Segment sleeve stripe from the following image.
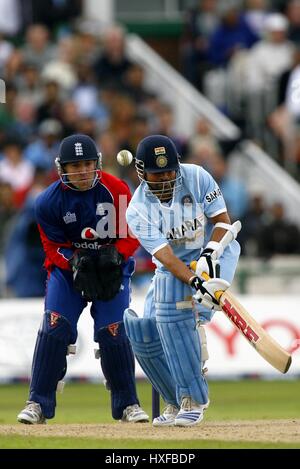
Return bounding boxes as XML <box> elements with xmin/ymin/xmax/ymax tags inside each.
<box><xmin>151</xmin><ymin>242</ymin><xmax>169</xmax><ymax>256</ymax></box>
<box><xmin>57</xmin><ymin>247</ymin><xmax>71</xmax><ymax>261</ymax></box>
<box><xmin>209</xmin><ymin>208</ymin><xmax>227</xmax><ymax>218</ymax></box>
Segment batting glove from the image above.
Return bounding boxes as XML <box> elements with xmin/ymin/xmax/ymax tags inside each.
<box><xmin>196</xmin><ymin>241</ymin><xmax>223</xmax><ymax>279</ymax></box>
<box><xmin>190</xmin><ymin>275</ymin><xmax>230</xmax><ymax>311</ymax></box>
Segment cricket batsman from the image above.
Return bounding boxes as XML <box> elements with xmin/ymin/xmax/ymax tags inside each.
<box><xmin>124</xmin><ymin>134</ymin><xmax>240</xmax><ymax>426</ymax></box>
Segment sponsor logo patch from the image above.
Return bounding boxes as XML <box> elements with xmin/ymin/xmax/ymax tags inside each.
<box><xmin>49</xmin><ymin>312</ymin><xmax>60</xmax><ymax>327</ymax></box>
<box><xmin>222</xmin><ymin>299</ymin><xmax>260</xmax><ymax>343</ymax></box>
<box><xmin>73</xmin><ymin>241</ymin><xmax>101</xmax><ymax>249</ymax></box>
<box><xmin>205</xmin><ymin>188</ymin><xmax>222</xmax><ymax>203</ymax></box>
<box><xmin>108</xmin><ymin>323</ymin><xmax>119</xmax><ymax>336</ymax></box>
<box><xmin>63</xmin><ymin>211</ymin><xmax>77</xmax><ymax>224</ymax></box>
<box><xmin>81</xmin><ymin>227</ymin><xmax>98</xmax><ymax>240</ymax></box>
<box><xmin>166</xmin><ymin>216</ymin><xmax>203</xmax><ymax>240</ymax></box>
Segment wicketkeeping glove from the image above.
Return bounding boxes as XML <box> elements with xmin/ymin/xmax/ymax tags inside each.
<box><xmin>189</xmin><ymin>275</ymin><xmax>230</xmax><ymax>311</ymax></box>
<box><xmin>69</xmin><ymin>250</ymin><xmax>103</xmax><ymax>301</ymax></box>
<box><xmin>96</xmin><ymin>245</ymin><xmax>124</xmax><ymax>301</ymax></box>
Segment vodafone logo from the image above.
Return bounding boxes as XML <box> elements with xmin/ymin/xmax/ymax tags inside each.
<box><xmin>81</xmin><ymin>227</ymin><xmax>99</xmax><ymax>240</ymax></box>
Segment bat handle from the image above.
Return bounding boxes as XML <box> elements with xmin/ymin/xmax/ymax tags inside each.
<box><xmin>190</xmin><ymin>261</ymin><xmax>224</xmax><ymax>301</ymax></box>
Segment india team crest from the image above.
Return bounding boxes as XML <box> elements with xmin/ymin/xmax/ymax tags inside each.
<box><xmin>156</xmin><ymin>155</ymin><xmax>168</xmax><ymax>168</ymax></box>
<box><xmin>154</xmin><ymin>146</ymin><xmax>168</xmax><ymax>168</ymax></box>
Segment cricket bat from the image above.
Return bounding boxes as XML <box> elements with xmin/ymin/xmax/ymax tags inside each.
<box><xmin>190</xmin><ymin>221</ymin><xmax>292</xmax><ymax>374</ymax></box>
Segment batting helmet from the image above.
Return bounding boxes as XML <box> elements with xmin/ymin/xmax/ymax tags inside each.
<box><xmin>55</xmin><ymin>134</ymin><xmax>102</xmax><ymax>190</ymax></box>
<box><xmin>135</xmin><ymin>134</ymin><xmax>180</xmax><ymax>174</ymax></box>
<box><xmin>135</xmin><ymin>135</ymin><xmax>182</xmax><ymax>201</ymax></box>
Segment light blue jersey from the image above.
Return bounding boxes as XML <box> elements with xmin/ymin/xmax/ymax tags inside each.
<box><xmin>126</xmin><ymin>164</ymin><xmax>227</xmax><ymax>271</ymax></box>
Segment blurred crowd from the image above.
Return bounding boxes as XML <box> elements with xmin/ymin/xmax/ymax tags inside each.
<box><xmin>0</xmin><ymin>0</ymin><xmax>299</xmax><ymax>298</ymax></box>
<box><xmin>180</xmin><ymin>0</ymin><xmax>300</xmax><ymax>178</ymax></box>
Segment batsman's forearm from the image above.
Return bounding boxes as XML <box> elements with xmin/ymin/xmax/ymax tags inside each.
<box><xmin>209</xmin><ymin>212</ymin><xmax>231</xmax><ymax>243</ymax></box>
<box><xmin>154</xmin><ymin>245</ymin><xmax>194</xmax><ymax>284</ymax></box>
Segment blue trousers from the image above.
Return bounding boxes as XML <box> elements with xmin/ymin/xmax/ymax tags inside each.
<box><xmin>29</xmin><ymin>258</ymin><xmax>139</xmax><ymax>419</ymax></box>
<box><xmin>45</xmin><ymin>258</ymin><xmax>134</xmax><ymax>342</ymax></box>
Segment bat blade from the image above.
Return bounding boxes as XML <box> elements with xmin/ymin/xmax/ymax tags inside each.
<box><xmin>220</xmin><ymin>290</ymin><xmax>292</xmax><ymax>374</ymax></box>
<box><xmin>190</xmin><ymin>261</ymin><xmax>292</xmax><ymax>374</ymax></box>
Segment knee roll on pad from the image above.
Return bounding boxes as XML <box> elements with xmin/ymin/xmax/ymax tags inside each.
<box><xmin>197</xmin><ymin>324</ymin><xmax>209</xmax><ymax>362</ymax></box>
<box><xmin>29</xmin><ymin>311</ymin><xmax>72</xmax><ymax>418</ymax></box>
<box><xmin>124</xmin><ymin>308</ymin><xmax>177</xmax><ymax>406</ymax></box>
<box><xmin>154</xmin><ymin>271</ymin><xmax>192</xmax><ymax>307</ymax></box>
<box><xmin>154</xmin><ymin>273</ymin><xmax>209</xmax><ymax>405</ymax></box>
<box><xmin>96</xmin><ymin>321</ymin><xmax>139</xmax><ymax>420</ymax></box>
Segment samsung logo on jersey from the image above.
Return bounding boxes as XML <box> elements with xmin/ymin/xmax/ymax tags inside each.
<box><xmin>205</xmin><ymin>188</ymin><xmax>222</xmax><ymax>203</ymax></box>
<box><xmin>166</xmin><ymin>217</ymin><xmax>203</xmax><ymax>240</ymax></box>
<box><xmin>73</xmin><ymin>241</ymin><xmax>101</xmax><ymax>250</ymax></box>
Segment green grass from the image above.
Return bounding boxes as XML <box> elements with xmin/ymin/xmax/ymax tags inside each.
<box><xmin>207</xmin><ymin>380</ymin><xmax>300</xmax><ymax>421</ymax></box>
<box><xmin>0</xmin><ymin>380</ymin><xmax>300</xmax><ymax>448</ymax></box>
<box><xmin>0</xmin><ymin>435</ymin><xmax>299</xmax><ymax>449</ymax></box>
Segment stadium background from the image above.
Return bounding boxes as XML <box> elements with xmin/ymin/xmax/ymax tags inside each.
<box><xmin>0</xmin><ymin>0</ymin><xmax>300</xmax><ymax>449</ymax></box>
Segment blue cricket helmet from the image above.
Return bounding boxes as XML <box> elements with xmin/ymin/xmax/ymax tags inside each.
<box><xmin>55</xmin><ymin>134</ymin><xmax>102</xmax><ymax>191</ymax></box>
<box><xmin>135</xmin><ymin>134</ymin><xmax>180</xmax><ymax>173</ymax></box>
<box><xmin>56</xmin><ymin>134</ymin><xmax>100</xmax><ymax>165</ymax></box>
<box><xmin>135</xmin><ymin>135</ymin><xmax>182</xmax><ymax>201</ymax></box>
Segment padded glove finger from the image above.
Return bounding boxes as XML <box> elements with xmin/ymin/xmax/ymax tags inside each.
<box><xmin>196</xmin><ymin>250</ymin><xmax>220</xmax><ymax>279</ymax></box>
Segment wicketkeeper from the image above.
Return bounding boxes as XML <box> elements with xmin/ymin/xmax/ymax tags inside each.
<box><xmin>17</xmin><ymin>134</ymin><xmax>149</xmax><ymax>424</ymax></box>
